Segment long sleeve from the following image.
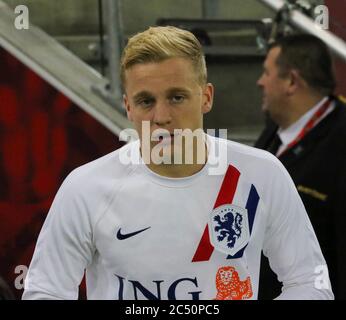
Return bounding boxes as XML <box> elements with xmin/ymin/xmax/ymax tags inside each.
<box><xmin>262</xmin><ymin>159</ymin><xmax>334</xmax><ymax>300</ymax></box>
<box><xmin>22</xmin><ymin>173</ymin><xmax>95</xmax><ymax>300</ymax></box>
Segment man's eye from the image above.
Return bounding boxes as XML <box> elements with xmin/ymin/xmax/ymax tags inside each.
<box><xmin>170</xmin><ymin>95</ymin><xmax>185</xmax><ymax>104</ymax></box>
<box><xmin>137</xmin><ymin>99</ymin><xmax>154</xmax><ymax>108</ymax></box>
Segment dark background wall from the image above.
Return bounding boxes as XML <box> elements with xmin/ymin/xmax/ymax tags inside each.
<box><xmin>0</xmin><ymin>49</ymin><xmax>123</xmax><ymax>299</ymax></box>
<box><xmin>325</xmin><ymin>0</ymin><xmax>346</xmax><ymax>95</ymax></box>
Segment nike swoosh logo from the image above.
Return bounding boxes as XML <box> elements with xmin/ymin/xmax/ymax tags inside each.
<box><xmin>116</xmin><ymin>227</ymin><xmax>151</xmax><ymax>240</ymax></box>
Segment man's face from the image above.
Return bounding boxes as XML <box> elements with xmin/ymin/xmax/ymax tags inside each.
<box><xmin>123</xmin><ymin>57</ymin><xmax>213</xmax><ymax>162</ymax></box>
<box><xmin>257</xmin><ymin>47</ymin><xmax>290</xmax><ymax>121</ymax></box>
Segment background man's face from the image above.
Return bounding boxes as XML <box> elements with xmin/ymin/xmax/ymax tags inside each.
<box><xmin>123</xmin><ymin>57</ymin><xmax>213</xmax><ymax>161</ymax></box>
<box><xmin>257</xmin><ymin>47</ymin><xmax>289</xmax><ymax>122</ymax></box>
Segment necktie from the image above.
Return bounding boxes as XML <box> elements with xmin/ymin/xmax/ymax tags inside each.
<box><xmin>267</xmin><ymin>133</ymin><xmax>281</xmax><ymax>155</ymax></box>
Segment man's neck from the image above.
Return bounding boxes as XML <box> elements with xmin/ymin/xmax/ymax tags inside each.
<box><xmin>280</xmin><ymin>93</ymin><xmax>325</xmax><ymax>129</ymax></box>
<box><xmin>147</xmin><ymin>162</ymin><xmax>207</xmax><ymax>178</ymax></box>
<box><xmin>144</xmin><ymin>143</ymin><xmax>208</xmax><ymax>178</ymax></box>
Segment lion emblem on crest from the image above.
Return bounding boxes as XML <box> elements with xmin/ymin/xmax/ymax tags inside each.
<box><xmin>214</xmin><ymin>210</ymin><xmax>243</xmax><ymax>249</ymax></box>
<box><xmin>209</xmin><ymin>204</ymin><xmax>250</xmax><ymax>255</ymax></box>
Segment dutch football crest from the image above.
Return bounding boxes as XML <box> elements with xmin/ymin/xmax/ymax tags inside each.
<box><xmin>191</xmin><ymin>165</ymin><xmax>259</xmax><ymax>262</ymax></box>
<box><xmin>208</xmin><ymin>204</ymin><xmax>250</xmax><ymax>256</ymax></box>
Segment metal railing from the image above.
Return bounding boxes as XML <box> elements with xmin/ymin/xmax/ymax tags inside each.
<box><xmin>0</xmin><ymin>0</ymin><xmax>133</xmax><ymax>139</ymax></box>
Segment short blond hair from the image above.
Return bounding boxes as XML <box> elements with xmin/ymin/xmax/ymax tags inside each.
<box><xmin>120</xmin><ymin>26</ymin><xmax>207</xmax><ymax>87</ymax></box>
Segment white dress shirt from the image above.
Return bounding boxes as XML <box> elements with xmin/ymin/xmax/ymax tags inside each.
<box><xmin>276</xmin><ymin>97</ymin><xmax>335</xmax><ymax>156</ymax></box>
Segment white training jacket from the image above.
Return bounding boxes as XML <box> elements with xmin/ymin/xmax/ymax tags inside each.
<box><xmin>22</xmin><ymin>135</ymin><xmax>333</xmax><ymax>300</ymax></box>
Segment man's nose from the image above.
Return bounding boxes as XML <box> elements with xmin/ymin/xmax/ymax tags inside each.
<box><xmin>257</xmin><ymin>74</ymin><xmax>264</xmax><ymax>87</ymax></box>
<box><xmin>152</xmin><ymin>101</ymin><xmax>172</xmax><ymax>126</ymax></box>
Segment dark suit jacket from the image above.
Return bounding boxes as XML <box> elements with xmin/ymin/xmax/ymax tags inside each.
<box><xmin>255</xmin><ymin>96</ymin><xmax>346</xmax><ymax>299</ymax></box>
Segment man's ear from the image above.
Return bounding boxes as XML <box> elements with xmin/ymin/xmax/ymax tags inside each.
<box><xmin>202</xmin><ymin>83</ymin><xmax>214</xmax><ymax>114</ymax></box>
<box><xmin>287</xmin><ymin>69</ymin><xmax>303</xmax><ymax>95</ymax></box>
<box><xmin>123</xmin><ymin>94</ymin><xmax>133</xmax><ymax>121</ymax></box>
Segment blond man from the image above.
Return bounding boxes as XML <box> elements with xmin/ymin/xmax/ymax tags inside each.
<box><xmin>23</xmin><ymin>27</ymin><xmax>333</xmax><ymax>300</ymax></box>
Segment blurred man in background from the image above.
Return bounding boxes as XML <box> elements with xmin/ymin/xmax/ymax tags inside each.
<box><xmin>256</xmin><ymin>33</ymin><xmax>346</xmax><ymax>299</ymax></box>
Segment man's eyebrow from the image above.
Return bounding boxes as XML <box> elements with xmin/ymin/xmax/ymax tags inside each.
<box><xmin>166</xmin><ymin>87</ymin><xmax>192</xmax><ymax>95</ymax></box>
<box><xmin>133</xmin><ymin>91</ymin><xmax>153</xmax><ymax>101</ymax></box>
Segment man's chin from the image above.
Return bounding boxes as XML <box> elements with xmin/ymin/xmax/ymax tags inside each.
<box><xmin>261</xmin><ymin>102</ymin><xmax>268</xmax><ymax>112</ymax></box>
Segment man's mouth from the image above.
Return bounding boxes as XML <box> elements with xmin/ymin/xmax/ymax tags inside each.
<box><xmin>158</xmin><ymin>133</ymin><xmax>174</xmax><ymax>142</ymax></box>
<box><xmin>156</xmin><ymin>134</ymin><xmax>177</xmax><ymax>145</ymax></box>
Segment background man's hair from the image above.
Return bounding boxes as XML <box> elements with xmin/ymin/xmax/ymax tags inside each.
<box><xmin>120</xmin><ymin>26</ymin><xmax>207</xmax><ymax>87</ymax></box>
<box><xmin>270</xmin><ymin>33</ymin><xmax>336</xmax><ymax>95</ymax></box>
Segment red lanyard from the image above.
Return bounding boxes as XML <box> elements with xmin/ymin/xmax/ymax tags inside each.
<box><xmin>277</xmin><ymin>98</ymin><xmax>332</xmax><ymax>157</ymax></box>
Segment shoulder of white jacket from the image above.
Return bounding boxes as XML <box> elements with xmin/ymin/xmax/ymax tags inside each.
<box><xmin>62</xmin><ymin>141</ymin><xmax>138</xmax><ymax>188</ymax></box>
<box><xmin>208</xmin><ymin>134</ymin><xmax>282</xmax><ymax>166</ymax></box>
